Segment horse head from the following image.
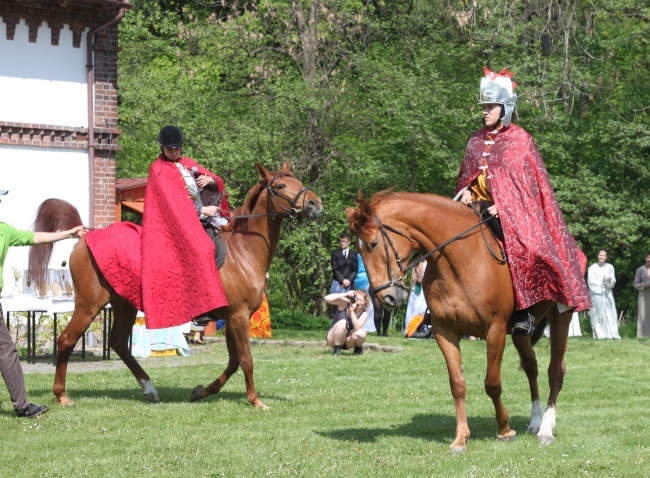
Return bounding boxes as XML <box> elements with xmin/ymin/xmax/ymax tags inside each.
<box><xmin>347</xmin><ymin>191</ymin><xmax>415</xmax><ymax>309</ymax></box>
<box><xmin>255</xmin><ymin>162</ymin><xmax>323</xmax><ymax>219</ymax></box>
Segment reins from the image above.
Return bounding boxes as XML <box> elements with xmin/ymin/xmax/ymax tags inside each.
<box><xmin>369</xmin><ymin>205</ymin><xmax>506</xmax><ymax>296</ymax></box>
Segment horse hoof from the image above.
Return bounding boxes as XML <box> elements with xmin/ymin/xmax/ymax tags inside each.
<box><xmin>190</xmin><ymin>385</ymin><xmax>206</xmax><ymax>402</ymax></box>
<box><xmin>448</xmin><ymin>445</ymin><xmax>467</xmax><ymax>453</ymax></box>
<box><xmin>55</xmin><ymin>396</ymin><xmax>74</xmax><ymax>406</ymax></box>
<box><xmin>144</xmin><ymin>392</ymin><xmax>160</xmax><ymax>403</ymax></box>
<box><xmin>527</xmin><ymin>426</ymin><xmax>540</xmax><ymax>434</ymax></box>
<box><xmin>496</xmin><ymin>432</ymin><xmax>516</xmax><ymax>442</ymax></box>
<box><xmin>537</xmin><ymin>434</ymin><xmax>555</xmax><ymax>445</ymax></box>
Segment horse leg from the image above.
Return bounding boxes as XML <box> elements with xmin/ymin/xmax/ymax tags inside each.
<box><xmin>433</xmin><ymin>328</ymin><xmax>469</xmax><ymax>452</ymax></box>
<box><xmin>53</xmin><ymin>303</ymin><xmax>104</xmax><ymax>406</ymax></box>
<box><xmin>484</xmin><ymin>324</ymin><xmax>516</xmax><ymax>442</ymax></box>
<box><xmin>191</xmin><ymin>311</ymin><xmax>268</xmax><ymax>409</ymax></box>
<box><xmin>108</xmin><ymin>298</ymin><xmax>158</xmax><ymax>403</ymax></box>
<box><xmin>538</xmin><ymin>309</ymin><xmax>571</xmax><ymax>445</ymax></box>
<box><xmin>511</xmin><ymin>335</ymin><xmax>543</xmax><ymax>434</ymax></box>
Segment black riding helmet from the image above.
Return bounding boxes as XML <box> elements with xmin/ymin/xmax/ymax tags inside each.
<box><xmin>158</xmin><ymin>125</ymin><xmax>184</xmax><ymax>149</ymax></box>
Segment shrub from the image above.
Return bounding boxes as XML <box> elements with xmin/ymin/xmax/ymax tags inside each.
<box><xmin>271</xmin><ymin>308</ymin><xmax>330</xmax><ymax>331</ymax></box>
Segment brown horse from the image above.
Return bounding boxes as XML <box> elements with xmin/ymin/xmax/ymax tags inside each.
<box><xmin>347</xmin><ymin>191</ymin><xmax>573</xmax><ymax>452</ymax></box>
<box><xmin>29</xmin><ymin>162</ymin><xmax>322</xmax><ymax>409</ymax></box>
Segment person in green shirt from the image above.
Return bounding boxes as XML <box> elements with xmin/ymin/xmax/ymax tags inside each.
<box><xmin>0</xmin><ymin>189</ymin><xmax>87</xmax><ymax>418</ymax></box>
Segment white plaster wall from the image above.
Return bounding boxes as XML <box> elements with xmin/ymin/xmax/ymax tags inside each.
<box><xmin>0</xmin><ymin>18</ymin><xmax>88</xmax><ymax>127</ymax></box>
<box><xmin>0</xmin><ymin>146</ymin><xmax>89</xmax><ymax>294</ymax></box>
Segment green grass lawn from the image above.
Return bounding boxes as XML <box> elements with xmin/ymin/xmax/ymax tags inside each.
<box><xmin>1</xmin><ymin>332</ymin><xmax>648</xmax><ymax>477</ymax></box>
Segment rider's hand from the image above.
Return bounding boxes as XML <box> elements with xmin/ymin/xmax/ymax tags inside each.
<box><xmin>459</xmin><ymin>190</ymin><xmax>473</xmax><ymax>205</ymax></box>
<box><xmin>202</xmin><ymin>205</ymin><xmax>219</xmax><ymax>217</ymax></box>
<box><xmin>196</xmin><ymin>175</ymin><xmax>215</xmax><ymax>189</ymax></box>
<box><xmin>487</xmin><ymin>204</ymin><xmax>498</xmax><ymax>217</ymax></box>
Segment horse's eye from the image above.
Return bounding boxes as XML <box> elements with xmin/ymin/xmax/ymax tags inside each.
<box><xmin>275</xmin><ymin>184</ymin><xmax>286</xmax><ymax>190</ymax></box>
<box><xmin>370</xmin><ymin>240</ymin><xmax>378</xmax><ymax>250</ymax></box>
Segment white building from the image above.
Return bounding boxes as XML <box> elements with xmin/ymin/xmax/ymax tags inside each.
<box><xmin>0</xmin><ymin>0</ymin><xmax>129</xmax><ymax>292</ymax></box>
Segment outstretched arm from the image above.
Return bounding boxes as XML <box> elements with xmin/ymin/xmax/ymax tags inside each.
<box><xmin>33</xmin><ymin>225</ymin><xmax>87</xmax><ymax>245</ymax></box>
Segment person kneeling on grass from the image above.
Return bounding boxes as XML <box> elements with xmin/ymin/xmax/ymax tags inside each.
<box><xmin>324</xmin><ymin>290</ymin><xmax>369</xmax><ymax>356</ymax></box>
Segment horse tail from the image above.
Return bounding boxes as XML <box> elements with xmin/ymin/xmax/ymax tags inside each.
<box><xmin>28</xmin><ymin>199</ymin><xmax>83</xmax><ymax>292</ymax></box>
<box><xmin>530</xmin><ymin>316</ymin><xmax>548</xmax><ymax>346</ymax></box>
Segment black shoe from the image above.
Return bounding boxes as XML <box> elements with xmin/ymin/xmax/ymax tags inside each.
<box><xmin>353</xmin><ymin>346</ymin><xmax>363</xmax><ymax>355</ymax></box>
<box><xmin>16</xmin><ymin>403</ymin><xmax>48</xmax><ymax>418</ymax></box>
<box><xmin>333</xmin><ymin>346</ymin><xmax>342</xmax><ymax>356</ymax></box>
<box><xmin>512</xmin><ymin>313</ymin><xmax>535</xmax><ymax>336</ymax></box>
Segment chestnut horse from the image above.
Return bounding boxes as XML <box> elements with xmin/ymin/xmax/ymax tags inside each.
<box><xmin>29</xmin><ymin>163</ymin><xmax>322</xmax><ymax>409</ymax></box>
<box><xmin>347</xmin><ymin>191</ymin><xmax>573</xmax><ymax>452</ymax></box>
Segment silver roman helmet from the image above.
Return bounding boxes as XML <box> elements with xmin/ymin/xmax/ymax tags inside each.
<box><xmin>479</xmin><ymin>67</ymin><xmax>518</xmax><ymax>126</ymax></box>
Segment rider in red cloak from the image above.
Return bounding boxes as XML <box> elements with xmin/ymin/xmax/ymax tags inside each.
<box><xmin>455</xmin><ymin>67</ymin><xmax>591</xmax><ymax>335</ymax></box>
<box><xmin>141</xmin><ymin>126</ymin><xmax>230</xmax><ymax>328</ymax></box>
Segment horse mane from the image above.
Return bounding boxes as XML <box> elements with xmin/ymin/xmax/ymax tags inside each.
<box><xmin>229</xmin><ymin>171</ymin><xmax>296</xmax><ymax>232</ymax></box>
<box><xmin>350</xmin><ymin>189</ymin><xmax>467</xmax><ymax>239</ymax></box>
<box><xmin>350</xmin><ymin>189</ymin><xmax>417</xmax><ymax>238</ymax></box>
<box><xmin>29</xmin><ymin>198</ymin><xmax>83</xmax><ymax>291</ymax></box>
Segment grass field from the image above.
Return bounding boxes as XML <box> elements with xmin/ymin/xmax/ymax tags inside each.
<box><xmin>1</xmin><ymin>332</ymin><xmax>648</xmax><ymax>477</ymax></box>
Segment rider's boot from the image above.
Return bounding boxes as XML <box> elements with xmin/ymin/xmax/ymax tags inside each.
<box><xmin>510</xmin><ymin>307</ymin><xmax>535</xmax><ymax>336</ymax></box>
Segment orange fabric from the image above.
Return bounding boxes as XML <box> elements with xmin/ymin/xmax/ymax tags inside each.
<box><xmin>405</xmin><ymin>314</ymin><xmax>424</xmax><ymax>338</ymax></box>
<box><xmin>249</xmin><ymin>293</ymin><xmax>272</xmax><ymax>338</ymax></box>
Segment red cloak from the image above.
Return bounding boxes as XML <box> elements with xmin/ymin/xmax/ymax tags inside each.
<box><xmin>141</xmin><ymin>155</ymin><xmax>230</xmax><ymax>328</ymax></box>
<box><xmin>85</xmin><ymin>222</ymin><xmax>144</xmax><ymax>310</ymax></box>
<box><xmin>456</xmin><ymin>124</ymin><xmax>591</xmax><ymax>312</ymax></box>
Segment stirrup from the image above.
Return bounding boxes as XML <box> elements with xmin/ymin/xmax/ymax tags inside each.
<box><xmin>512</xmin><ymin>314</ymin><xmax>535</xmax><ymax>336</ymax></box>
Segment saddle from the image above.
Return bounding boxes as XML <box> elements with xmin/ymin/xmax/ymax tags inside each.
<box><xmin>200</xmin><ymin>187</ymin><xmax>227</xmax><ymax>270</ymax></box>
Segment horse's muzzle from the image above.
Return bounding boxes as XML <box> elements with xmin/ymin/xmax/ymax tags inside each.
<box><xmin>301</xmin><ymin>199</ymin><xmax>323</xmax><ymax>219</ymax></box>
<box><xmin>378</xmin><ymin>286</ymin><xmax>408</xmax><ymax>309</ymax></box>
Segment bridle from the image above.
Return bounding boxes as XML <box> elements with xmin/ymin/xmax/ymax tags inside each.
<box><xmin>368</xmin><ymin>210</ymin><xmax>506</xmax><ymax>296</ymax></box>
<box><xmin>265</xmin><ymin>174</ymin><xmax>311</xmax><ymax>219</ymax></box>
<box><xmin>224</xmin><ymin>174</ymin><xmax>312</xmax><ymax>221</ymax></box>
<box><xmin>369</xmin><ymin>216</ymin><xmax>414</xmax><ymax>295</ymax></box>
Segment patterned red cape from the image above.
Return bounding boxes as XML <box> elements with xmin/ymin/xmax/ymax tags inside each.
<box><xmin>456</xmin><ymin>124</ymin><xmax>592</xmax><ymax>312</ymax></box>
<box><xmin>141</xmin><ymin>155</ymin><xmax>230</xmax><ymax>328</ymax></box>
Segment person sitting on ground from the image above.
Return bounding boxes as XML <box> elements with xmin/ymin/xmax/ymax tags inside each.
<box><xmin>324</xmin><ymin>289</ymin><xmax>369</xmax><ymax>356</ymax></box>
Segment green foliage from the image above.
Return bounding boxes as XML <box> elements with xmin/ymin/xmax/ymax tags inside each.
<box><xmin>270</xmin><ymin>308</ymin><xmax>330</xmax><ymax>330</ymax></box>
<box><xmin>117</xmin><ymin>0</ymin><xmax>649</xmax><ymax>315</ymax></box>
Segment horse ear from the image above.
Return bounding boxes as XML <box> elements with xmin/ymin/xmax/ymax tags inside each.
<box><xmin>345</xmin><ymin>207</ymin><xmax>356</xmax><ymax>230</ymax></box>
<box><xmin>357</xmin><ymin>195</ymin><xmax>374</xmax><ymax>217</ymax></box>
<box><xmin>281</xmin><ymin>161</ymin><xmax>291</xmax><ymax>173</ymax></box>
<box><xmin>255</xmin><ymin>163</ymin><xmax>272</xmax><ymax>180</ymax></box>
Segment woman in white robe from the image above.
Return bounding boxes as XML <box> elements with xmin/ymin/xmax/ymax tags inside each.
<box><xmin>588</xmin><ymin>250</ymin><xmax>620</xmax><ymax>339</ymax></box>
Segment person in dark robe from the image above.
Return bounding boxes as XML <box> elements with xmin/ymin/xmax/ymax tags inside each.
<box><xmin>455</xmin><ymin>67</ymin><xmax>591</xmax><ymax>335</ymax></box>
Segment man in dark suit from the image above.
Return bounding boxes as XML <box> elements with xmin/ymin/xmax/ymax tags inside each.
<box><xmin>330</xmin><ymin>232</ymin><xmax>358</xmax><ymax>295</ymax></box>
